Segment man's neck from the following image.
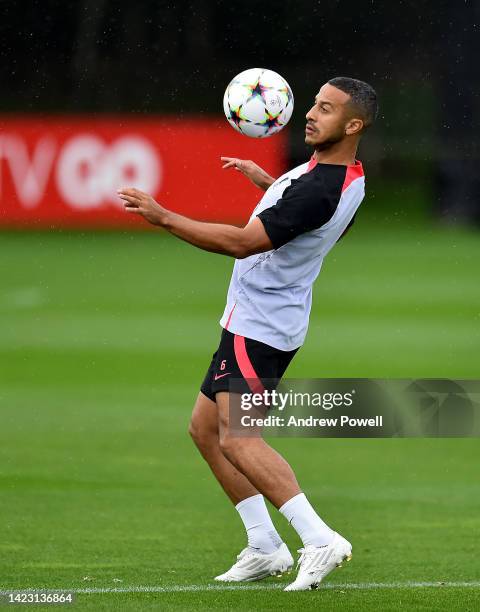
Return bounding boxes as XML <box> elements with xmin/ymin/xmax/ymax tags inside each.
<box><xmin>313</xmin><ymin>143</ymin><xmax>358</xmax><ymax>166</ymax></box>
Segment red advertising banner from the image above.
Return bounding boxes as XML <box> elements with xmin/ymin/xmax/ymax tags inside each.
<box><xmin>0</xmin><ymin>116</ymin><xmax>287</xmax><ymax>229</ymax></box>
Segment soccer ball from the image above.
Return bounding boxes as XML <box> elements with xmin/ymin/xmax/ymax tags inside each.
<box><xmin>223</xmin><ymin>68</ymin><xmax>294</xmax><ymax>138</ymax></box>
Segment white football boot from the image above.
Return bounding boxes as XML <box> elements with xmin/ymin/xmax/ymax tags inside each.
<box><xmin>284</xmin><ymin>532</ymin><xmax>352</xmax><ymax>591</ymax></box>
<box><xmin>214</xmin><ymin>543</ymin><xmax>294</xmax><ymax>582</ymax></box>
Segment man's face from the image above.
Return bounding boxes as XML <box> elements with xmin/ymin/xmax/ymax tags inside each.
<box><xmin>305</xmin><ymin>83</ymin><xmax>353</xmax><ymax>149</ymax></box>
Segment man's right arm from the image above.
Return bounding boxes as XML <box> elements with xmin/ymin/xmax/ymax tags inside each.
<box><xmin>220</xmin><ymin>157</ymin><xmax>276</xmax><ymax>191</ymax></box>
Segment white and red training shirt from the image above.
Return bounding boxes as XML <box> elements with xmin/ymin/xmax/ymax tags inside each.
<box><xmin>220</xmin><ymin>157</ymin><xmax>365</xmax><ymax>351</ymax></box>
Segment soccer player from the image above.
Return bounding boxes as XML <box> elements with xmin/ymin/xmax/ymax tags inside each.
<box><xmin>118</xmin><ymin>77</ymin><xmax>378</xmax><ymax>591</ymax></box>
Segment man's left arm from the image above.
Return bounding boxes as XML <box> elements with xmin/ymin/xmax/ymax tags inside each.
<box><xmin>118</xmin><ymin>187</ymin><xmax>273</xmax><ymax>259</ymax></box>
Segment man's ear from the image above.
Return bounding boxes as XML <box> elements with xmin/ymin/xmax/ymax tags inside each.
<box><xmin>345</xmin><ymin>118</ymin><xmax>364</xmax><ymax>136</ymax></box>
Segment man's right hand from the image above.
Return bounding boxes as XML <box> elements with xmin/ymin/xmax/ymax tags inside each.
<box><xmin>220</xmin><ymin>157</ymin><xmax>276</xmax><ymax>192</ymax></box>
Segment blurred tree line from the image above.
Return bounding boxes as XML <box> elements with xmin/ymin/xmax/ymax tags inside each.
<box><xmin>1</xmin><ymin>0</ymin><xmax>479</xmax><ymax>223</ymax></box>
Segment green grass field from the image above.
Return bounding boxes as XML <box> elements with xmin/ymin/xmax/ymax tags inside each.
<box><xmin>1</xmin><ymin>206</ymin><xmax>480</xmax><ymax>610</ymax></box>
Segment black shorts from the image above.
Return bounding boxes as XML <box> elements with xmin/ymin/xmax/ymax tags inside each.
<box><xmin>200</xmin><ymin>328</ymin><xmax>299</xmax><ymax>401</ymax></box>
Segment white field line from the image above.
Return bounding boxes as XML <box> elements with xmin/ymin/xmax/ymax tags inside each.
<box><xmin>1</xmin><ymin>582</ymin><xmax>480</xmax><ymax>595</ymax></box>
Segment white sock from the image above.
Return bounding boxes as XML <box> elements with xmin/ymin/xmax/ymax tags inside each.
<box><xmin>279</xmin><ymin>492</ymin><xmax>334</xmax><ymax>547</ymax></box>
<box><xmin>236</xmin><ymin>494</ymin><xmax>283</xmax><ymax>554</ymax></box>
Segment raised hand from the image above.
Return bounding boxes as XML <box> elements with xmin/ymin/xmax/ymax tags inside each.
<box><xmin>220</xmin><ymin>157</ymin><xmax>275</xmax><ymax>191</ymax></box>
<box><xmin>117</xmin><ymin>187</ymin><xmax>167</xmax><ymax>226</ymax></box>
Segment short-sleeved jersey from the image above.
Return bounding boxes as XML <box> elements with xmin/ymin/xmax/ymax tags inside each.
<box><xmin>219</xmin><ymin>157</ymin><xmax>365</xmax><ymax>351</ymax></box>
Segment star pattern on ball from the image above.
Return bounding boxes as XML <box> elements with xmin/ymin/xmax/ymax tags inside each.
<box><xmin>263</xmin><ymin>111</ymin><xmax>283</xmax><ymax>130</ymax></box>
<box><xmin>228</xmin><ymin>106</ymin><xmax>243</xmax><ymax>127</ymax></box>
<box><xmin>251</xmin><ymin>80</ymin><xmax>267</xmax><ymax>101</ymax></box>
<box><xmin>229</xmin><ymin>105</ymin><xmax>250</xmax><ymax>127</ymax></box>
